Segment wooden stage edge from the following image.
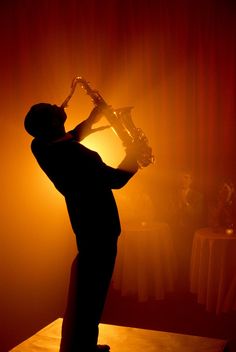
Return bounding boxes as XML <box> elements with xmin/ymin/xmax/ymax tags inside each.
<box><xmin>10</xmin><ymin>318</ymin><xmax>228</xmax><ymax>352</ymax></box>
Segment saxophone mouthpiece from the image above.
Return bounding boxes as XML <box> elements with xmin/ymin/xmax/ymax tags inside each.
<box><xmin>61</xmin><ymin>76</ymin><xmax>82</xmax><ymax>109</ymax></box>
<box><xmin>71</xmin><ymin>76</ymin><xmax>83</xmax><ymax>87</ymax></box>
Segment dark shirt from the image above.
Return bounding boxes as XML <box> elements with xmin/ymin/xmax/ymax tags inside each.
<box><xmin>159</xmin><ymin>187</ymin><xmax>204</xmax><ymax>236</ymax></box>
<box><xmin>31</xmin><ymin>138</ymin><xmax>137</xmax><ymax>243</ymax></box>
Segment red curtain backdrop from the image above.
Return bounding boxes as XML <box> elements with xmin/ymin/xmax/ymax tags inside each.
<box><xmin>1</xmin><ymin>0</ymin><xmax>236</xmax><ymax>189</ymax></box>
<box><xmin>0</xmin><ymin>0</ymin><xmax>236</xmax><ymax>350</ymax></box>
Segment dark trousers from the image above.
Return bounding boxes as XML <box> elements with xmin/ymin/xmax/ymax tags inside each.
<box><xmin>60</xmin><ymin>234</ymin><xmax>117</xmax><ymax>352</ymax></box>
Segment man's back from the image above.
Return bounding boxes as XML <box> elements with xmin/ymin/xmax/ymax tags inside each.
<box><xmin>31</xmin><ymin>137</ymin><xmax>135</xmax><ymax>240</ymax></box>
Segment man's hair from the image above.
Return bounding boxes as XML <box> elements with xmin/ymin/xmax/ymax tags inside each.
<box><xmin>24</xmin><ymin>103</ymin><xmax>60</xmax><ymax>138</ymax></box>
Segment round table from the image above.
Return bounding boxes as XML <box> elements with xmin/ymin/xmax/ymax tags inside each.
<box><xmin>190</xmin><ymin>227</ymin><xmax>236</xmax><ymax>314</ymax></box>
<box><xmin>112</xmin><ymin>222</ymin><xmax>177</xmax><ymax>301</ymax></box>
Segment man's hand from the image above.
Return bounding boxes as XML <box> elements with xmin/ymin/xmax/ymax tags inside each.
<box><xmin>125</xmin><ymin>140</ymin><xmax>153</xmax><ymax>169</ymax></box>
<box><xmin>71</xmin><ymin>105</ymin><xmax>110</xmax><ymax>142</ymax></box>
<box><xmin>86</xmin><ymin>105</ymin><xmax>106</xmax><ymax>125</ymax></box>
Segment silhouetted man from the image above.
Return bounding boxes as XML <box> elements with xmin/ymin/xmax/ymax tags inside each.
<box><xmin>24</xmin><ymin>103</ymin><xmax>139</xmax><ymax>352</ymax></box>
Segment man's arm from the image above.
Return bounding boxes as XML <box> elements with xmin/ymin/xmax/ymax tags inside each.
<box><xmin>69</xmin><ymin>106</ymin><xmax>140</xmax><ymax>188</ymax></box>
<box><xmin>69</xmin><ymin>106</ymin><xmax>110</xmax><ymax>142</ymax></box>
<box><xmin>100</xmin><ymin>144</ymin><xmax>140</xmax><ymax>189</ymax></box>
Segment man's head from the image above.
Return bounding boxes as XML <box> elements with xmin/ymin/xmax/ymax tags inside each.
<box><xmin>218</xmin><ymin>181</ymin><xmax>234</xmax><ymax>204</ymax></box>
<box><xmin>177</xmin><ymin>170</ymin><xmax>193</xmax><ymax>190</ymax></box>
<box><xmin>24</xmin><ymin>103</ymin><xmax>67</xmax><ymax>140</ymax></box>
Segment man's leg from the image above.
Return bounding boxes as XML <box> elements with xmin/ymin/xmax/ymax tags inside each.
<box><xmin>60</xmin><ymin>236</ymin><xmax>117</xmax><ymax>352</ymax></box>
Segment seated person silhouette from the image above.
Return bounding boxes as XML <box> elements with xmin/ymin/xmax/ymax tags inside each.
<box><xmin>208</xmin><ymin>180</ymin><xmax>235</xmax><ymax>231</ymax></box>
<box><xmin>24</xmin><ymin>103</ymin><xmax>139</xmax><ymax>352</ymax></box>
<box><xmin>164</xmin><ymin>169</ymin><xmax>204</xmax><ymax>291</ymax></box>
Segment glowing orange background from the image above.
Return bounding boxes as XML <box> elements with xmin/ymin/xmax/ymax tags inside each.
<box><xmin>0</xmin><ymin>0</ymin><xmax>236</xmax><ymax>350</ymax></box>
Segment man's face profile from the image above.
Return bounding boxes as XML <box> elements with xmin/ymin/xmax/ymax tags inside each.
<box><xmin>178</xmin><ymin>172</ymin><xmax>192</xmax><ymax>189</ymax></box>
<box><xmin>24</xmin><ymin>103</ymin><xmax>67</xmax><ymax>139</ymax></box>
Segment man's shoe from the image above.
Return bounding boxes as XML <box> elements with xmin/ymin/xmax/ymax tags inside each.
<box><xmin>96</xmin><ymin>344</ymin><xmax>110</xmax><ymax>351</ymax></box>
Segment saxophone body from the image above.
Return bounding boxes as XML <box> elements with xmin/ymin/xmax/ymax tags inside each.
<box><xmin>61</xmin><ymin>77</ymin><xmax>154</xmax><ymax>168</ymax></box>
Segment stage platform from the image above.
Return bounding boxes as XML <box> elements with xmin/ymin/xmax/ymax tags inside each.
<box><xmin>10</xmin><ymin>318</ymin><xmax>227</xmax><ymax>352</ymax></box>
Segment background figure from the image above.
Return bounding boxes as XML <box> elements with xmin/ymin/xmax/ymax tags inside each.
<box><xmin>115</xmin><ymin>181</ymin><xmax>156</xmax><ymax>229</ymax></box>
<box><xmin>164</xmin><ymin>169</ymin><xmax>204</xmax><ymax>291</ymax></box>
<box><xmin>24</xmin><ymin>103</ymin><xmax>139</xmax><ymax>352</ymax></box>
<box><xmin>208</xmin><ymin>180</ymin><xmax>236</xmax><ymax>232</ymax></box>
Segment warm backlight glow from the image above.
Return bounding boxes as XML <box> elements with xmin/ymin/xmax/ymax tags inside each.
<box><xmin>2</xmin><ymin>1</ymin><xmax>236</xmax><ymax>350</ymax></box>
<box><xmin>81</xmin><ymin>118</ymin><xmax>125</xmax><ymax>167</ymax></box>
<box><xmin>65</xmin><ymin>98</ymin><xmax>126</xmax><ymax>167</ymax></box>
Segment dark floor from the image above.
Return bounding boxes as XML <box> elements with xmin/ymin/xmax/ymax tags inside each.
<box><xmin>102</xmin><ymin>286</ymin><xmax>236</xmax><ymax>352</ymax></box>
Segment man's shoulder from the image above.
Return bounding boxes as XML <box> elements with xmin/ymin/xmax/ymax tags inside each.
<box><xmin>31</xmin><ymin>138</ymin><xmax>102</xmax><ymax>165</ymax></box>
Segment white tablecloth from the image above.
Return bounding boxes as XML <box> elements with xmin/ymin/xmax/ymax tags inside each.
<box><xmin>112</xmin><ymin>222</ymin><xmax>177</xmax><ymax>301</ymax></box>
<box><xmin>190</xmin><ymin>227</ymin><xmax>236</xmax><ymax>314</ymax></box>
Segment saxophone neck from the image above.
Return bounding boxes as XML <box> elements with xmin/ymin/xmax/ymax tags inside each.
<box><xmin>61</xmin><ymin>76</ymin><xmax>154</xmax><ymax>168</ymax></box>
<box><xmin>77</xmin><ymin>77</ymin><xmax>107</xmax><ymax>107</ymax></box>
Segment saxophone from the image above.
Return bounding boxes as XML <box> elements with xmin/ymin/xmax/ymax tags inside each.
<box><xmin>61</xmin><ymin>77</ymin><xmax>154</xmax><ymax>168</ymax></box>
